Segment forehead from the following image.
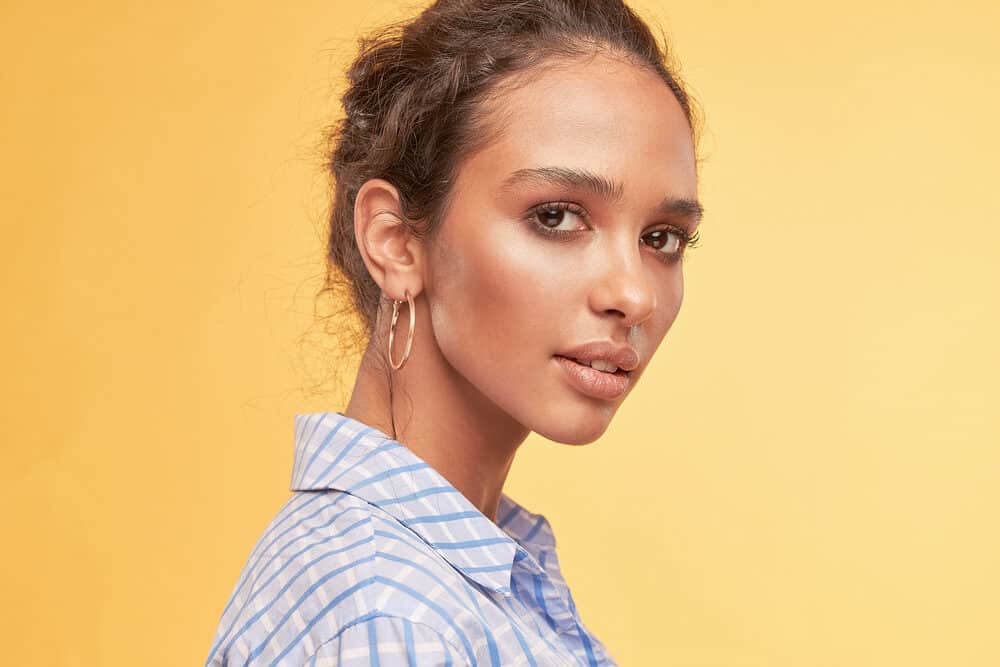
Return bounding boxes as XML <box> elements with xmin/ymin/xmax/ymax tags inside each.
<box><xmin>463</xmin><ymin>52</ymin><xmax>697</xmax><ymax>196</ymax></box>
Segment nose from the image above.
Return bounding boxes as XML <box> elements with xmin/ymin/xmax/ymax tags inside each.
<box><xmin>588</xmin><ymin>238</ymin><xmax>657</xmax><ymax>328</ymax></box>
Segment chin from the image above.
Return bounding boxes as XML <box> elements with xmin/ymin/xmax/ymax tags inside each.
<box><xmin>532</xmin><ymin>404</ymin><xmax>616</xmax><ymax>445</ymax></box>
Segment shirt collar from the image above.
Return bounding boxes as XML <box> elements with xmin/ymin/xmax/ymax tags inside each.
<box><xmin>288</xmin><ymin>411</ymin><xmax>556</xmax><ymax>594</ymax></box>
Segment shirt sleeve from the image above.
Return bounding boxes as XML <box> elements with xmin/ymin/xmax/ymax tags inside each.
<box><xmin>305</xmin><ymin>615</ymin><xmax>471</xmax><ymax>666</ymax></box>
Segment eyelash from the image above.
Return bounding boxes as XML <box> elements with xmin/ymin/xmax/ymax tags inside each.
<box><xmin>524</xmin><ymin>201</ymin><xmax>701</xmax><ymax>263</ymax></box>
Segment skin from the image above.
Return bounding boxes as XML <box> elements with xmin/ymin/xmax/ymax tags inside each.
<box><xmin>344</xmin><ymin>50</ymin><xmax>700</xmax><ymax>522</ymax></box>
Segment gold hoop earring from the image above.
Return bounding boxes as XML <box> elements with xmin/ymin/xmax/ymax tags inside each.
<box><xmin>388</xmin><ymin>289</ymin><xmax>415</xmax><ymax>370</ymax></box>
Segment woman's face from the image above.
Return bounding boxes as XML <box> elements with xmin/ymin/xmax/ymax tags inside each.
<box><xmin>424</xmin><ymin>52</ymin><xmax>700</xmax><ymax>445</ymax></box>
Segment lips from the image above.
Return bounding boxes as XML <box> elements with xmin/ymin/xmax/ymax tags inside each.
<box><xmin>554</xmin><ymin>355</ymin><xmax>631</xmax><ymax>400</ymax></box>
<box><xmin>556</xmin><ymin>341</ymin><xmax>640</xmax><ymax>373</ymax></box>
<box><xmin>554</xmin><ymin>355</ymin><xmax>629</xmax><ymax>377</ymax></box>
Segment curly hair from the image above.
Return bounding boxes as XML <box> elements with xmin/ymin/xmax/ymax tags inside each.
<box><xmin>318</xmin><ymin>0</ymin><xmax>700</xmax><ymax>357</ymax></box>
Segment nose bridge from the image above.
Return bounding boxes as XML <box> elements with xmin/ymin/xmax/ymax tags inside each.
<box><xmin>588</xmin><ymin>228</ymin><xmax>656</xmax><ymax>326</ymax></box>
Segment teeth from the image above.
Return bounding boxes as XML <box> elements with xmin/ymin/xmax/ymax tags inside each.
<box><xmin>586</xmin><ymin>359</ymin><xmax>619</xmax><ymax>373</ymax></box>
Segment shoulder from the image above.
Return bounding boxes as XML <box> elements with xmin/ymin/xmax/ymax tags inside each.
<box><xmin>206</xmin><ymin>490</ymin><xmax>483</xmax><ymax>666</ymax></box>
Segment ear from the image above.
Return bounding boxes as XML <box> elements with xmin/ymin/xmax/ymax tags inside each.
<box><xmin>353</xmin><ymin>178</ymin><xmax>426</xmax><ymax>303</ymax></box>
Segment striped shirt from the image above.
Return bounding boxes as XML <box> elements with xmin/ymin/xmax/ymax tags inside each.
<box><xmin>205</xmin><ymin>411</ymin><xmax>617</xmax><ymax>666</ymax></box>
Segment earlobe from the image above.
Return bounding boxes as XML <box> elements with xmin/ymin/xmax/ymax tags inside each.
<box><xmin>353</xmin><ymin>178</ymin><xmax>424</xmax><ymax>301</ymax></box>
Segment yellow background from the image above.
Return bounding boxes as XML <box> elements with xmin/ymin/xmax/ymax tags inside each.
<box><xmin>2</xmin><ymin>0</ymin><xmax>998</xmax><ymax>664</ymax></box>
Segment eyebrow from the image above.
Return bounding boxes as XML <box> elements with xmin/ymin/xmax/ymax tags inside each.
<box><xmin>498</xmin><ymin>165</ymin><xmax>704</xmax><ymax>224</ymax></box>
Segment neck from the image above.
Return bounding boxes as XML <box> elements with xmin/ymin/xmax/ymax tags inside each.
<box><xmin>343</xmin><ymin>323</ymin><xmax>530</xmax><ymax>524</ymax></box>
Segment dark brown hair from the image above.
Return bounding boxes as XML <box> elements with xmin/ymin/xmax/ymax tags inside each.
<box><xmin>316</xmin><ymin>0</ymin><xmax>699</xmax><ymax>381</ymax></box>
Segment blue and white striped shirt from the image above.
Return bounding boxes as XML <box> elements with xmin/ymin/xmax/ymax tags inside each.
<box><xmin>205</xmin><ymin>411</ymin><xmax>616</xmax><ymax>666</ymax></box>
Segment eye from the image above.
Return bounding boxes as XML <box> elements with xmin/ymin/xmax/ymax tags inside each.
<box><xmin>642</xmin><ymin>226</ymin><xmax>700</xmax><ymax>263</ymax></box>
<box><xmin>643</xmin><ymin>228</ymin><xmax>682</xmax><ymax>254</ymax></box>
<box><xmin>527</xmin><ymin>201</ymin><xmax>589</xmax><ymax>236</ymax></box>
<box><xmin>525</xmin><ymin>201</ymin><xmax>702</xmax><ymax>262</ymax></box>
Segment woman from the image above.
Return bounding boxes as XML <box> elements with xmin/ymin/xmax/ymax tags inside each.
<box><xmin>206</xmin><ymin>0</ymin><xmax>702</xmax><ymax>663</ymax></box>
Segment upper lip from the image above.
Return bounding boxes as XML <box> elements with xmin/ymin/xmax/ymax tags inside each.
<box><xmin>556</xmin><ymin>341</ymin><xmax>640</xmax><ymax>373</ymax></box>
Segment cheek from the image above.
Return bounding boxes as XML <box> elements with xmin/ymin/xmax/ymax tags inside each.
<box><xmin>426</xmin><ymin>221</ymin><xmax>573</xmax><ymax>378</ymax></box>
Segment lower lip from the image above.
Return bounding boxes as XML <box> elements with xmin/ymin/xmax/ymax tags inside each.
<box><xmin>554</xmin><ymin>355</ymin><xmax>631</xmax><ymax>400</ymax></box>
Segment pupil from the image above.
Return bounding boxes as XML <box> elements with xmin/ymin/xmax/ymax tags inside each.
<box><xmin>540</xmin><ymin>208</ymin><xmax>562</xmax><ymax>227</ymax></box>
